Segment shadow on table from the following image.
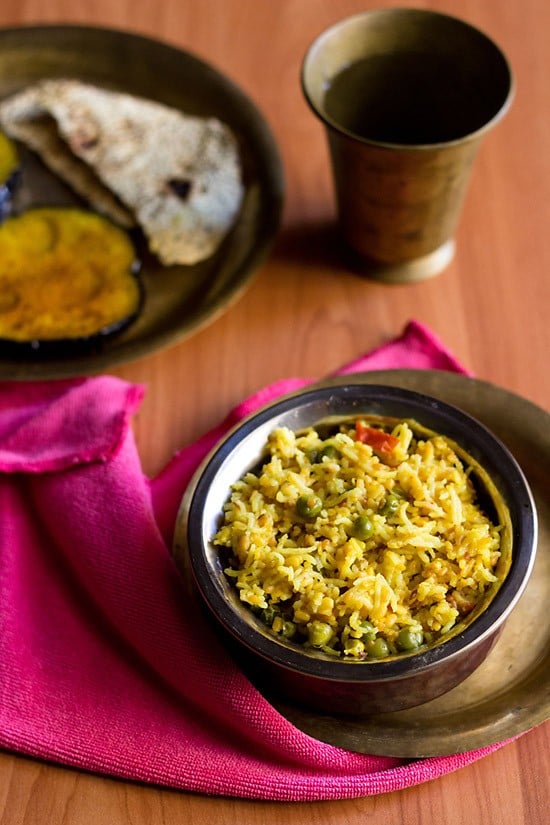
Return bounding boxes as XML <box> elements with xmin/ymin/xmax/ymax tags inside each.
<box><xmin>272</xmin><ymin>221</ymin><xmax>384</xmax><ymax>283</ymax></box>
<box><xmin>272</xmin><ymin>220</ymin><xmax>349</xmax><ymax>271</ymax></box>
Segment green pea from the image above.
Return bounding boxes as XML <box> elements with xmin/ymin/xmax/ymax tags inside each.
<box><xmin>260</xmin><ymin>606</ymin><xmax>276</xmax><ymax>626</ymax></box>
<box><xmin>318</xmin><ymin>444</ymin><xmax>340</xmax><ymax>461</ymax></box>
<box><xmin>351</xmin><ymin>513</ymin><xmax>374</xmax><ymax>540</ymax></box>
<box><xmin>396</xmin><ymin>627</ymin><xmax>424</xmax><ymax>651</ymax></box>
<box><xmin>366</xmin><ymin>636</ymin><xmax>390</xmax><ymax>659</ymax></box>
<box><xmin>359</xmin><ymin>621</ymin><xmax>376</xmax><ymax>640</ymax></box>
<box><xmin>380</xmin><ymin>492</ymin><xmax>401</xmax><ymax>517</ymax></box>
<box><xmin>308</xmin><ymin>621</ymin><xmax>333</xmax><ymax>647</ymax></box>
<box><xmin>281</xmin><ymin>620</ymin><xmax>297</xmax><ymax>639</ymax></box>
<box><xmin>344</xmin><ymin>639</ymin><xmax>364</xmax><ymax>657</ymax></box>
<box><xmin>296</xmin><ymin>493</ymin><xmax>323</xmax><ymax>518</ymax></box>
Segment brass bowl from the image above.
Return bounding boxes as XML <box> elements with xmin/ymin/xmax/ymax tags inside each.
<box><xmin>175</xmin><ymin>383</ymin><xmax>537</xmax><ymax>715</ymax></box>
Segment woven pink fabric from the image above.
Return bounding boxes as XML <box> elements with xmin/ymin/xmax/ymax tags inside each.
<box><xmin>0</xmin><ymin>320</ymin><xmax>512</xmax><ymax>801</ymax></box>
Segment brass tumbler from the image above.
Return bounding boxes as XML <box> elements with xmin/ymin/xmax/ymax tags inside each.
<box><xmin>301</xmin><ymin>9</ymin><xmax>513</xmax><ymax>282</ymax></box>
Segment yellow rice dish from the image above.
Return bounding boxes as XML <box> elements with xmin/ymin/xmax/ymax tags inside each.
<box><xmin>213</xmin><ymin>417</ymin><xmax>510</xmax><ymax>660</ymax></box>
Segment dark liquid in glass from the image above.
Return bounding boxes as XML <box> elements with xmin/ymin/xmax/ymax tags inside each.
<box><xmin>323</xmin><ymin>52</ymin><xmax>491</xmax><ymax>145</ymax></box>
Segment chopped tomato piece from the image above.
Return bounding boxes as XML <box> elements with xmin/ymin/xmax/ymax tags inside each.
<box><xmin>355</xmin><ymin>421</ymin><xmax>400</xmax><ymax>453</ymax></box>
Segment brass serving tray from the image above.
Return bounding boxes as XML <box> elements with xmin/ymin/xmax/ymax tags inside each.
<box><xmin>0</xmin><ymin>25</ymin><xmax>283</xmax><ymax>379</ymax></box>
<box><xmin>264</xmin><ymin>370</ymin><xmax>549</xmax><ymax>757</ymax></box>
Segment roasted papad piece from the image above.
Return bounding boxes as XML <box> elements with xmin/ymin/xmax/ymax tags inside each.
<box><xmin>0</xmin><ymin>79</ymin><xmax>244</xmax><ymax>265</ymax></box>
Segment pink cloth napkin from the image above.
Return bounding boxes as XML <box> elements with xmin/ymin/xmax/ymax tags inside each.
<box><xmin>0</xmin><ymin>320</ymin><xmax>513</xmax><ymax>801</ymax></box>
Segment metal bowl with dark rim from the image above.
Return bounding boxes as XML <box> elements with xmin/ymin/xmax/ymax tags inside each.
<box><xmin>174</xmin><ymin>383</ymin><xmax>537</xmax><ymax>716</ymax></box>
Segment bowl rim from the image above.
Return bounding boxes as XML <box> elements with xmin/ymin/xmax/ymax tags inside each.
<box><xmin>184</xmin><ymin>383</ymin><xmax>538</xmax><ymax>682</ymax></box>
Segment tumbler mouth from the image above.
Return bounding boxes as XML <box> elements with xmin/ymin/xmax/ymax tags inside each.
<box><xmin>301</xmin><ymin>8</ymin><xmax>514</xmax><ymax>150</ymax></box>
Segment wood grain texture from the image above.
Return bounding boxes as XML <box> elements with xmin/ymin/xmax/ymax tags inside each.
<box><xmin>0</xmin><ymin>0</ymin><xmax>548</xmax><ymax>822</ymax></box>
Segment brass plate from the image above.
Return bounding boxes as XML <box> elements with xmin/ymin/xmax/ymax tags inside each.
<box><xmin>270</xmin><ymin>370</ymin><xmax>550</xmax><ymax>757</ymax></box>
<box><xmin>0</xmin><ymin>25</ymin><xmax>283</xmax><ymax>379</ymax></box>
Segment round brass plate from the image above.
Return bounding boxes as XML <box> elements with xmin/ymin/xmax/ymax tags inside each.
<box><xmin>267</xmin><ymin>370</ymin><xmax>550</xmax><ymax>757</ymax></box>
<box><xmin>0</xmin><ymin>25</ymin><xmax>283</xmax><ymax>379</ymax></box>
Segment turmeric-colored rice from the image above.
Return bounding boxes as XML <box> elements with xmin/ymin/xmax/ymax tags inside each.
<box><xmin>213</xmin><ymin>417</ymin><xmax>505</xmax><ymax>660</ymax></box>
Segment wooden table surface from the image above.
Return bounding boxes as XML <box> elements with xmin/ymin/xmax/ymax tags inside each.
<box><xmin>0</xmin><ymin>0</ymin><xmax>548</xmax><ymax>823</ymax></box>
